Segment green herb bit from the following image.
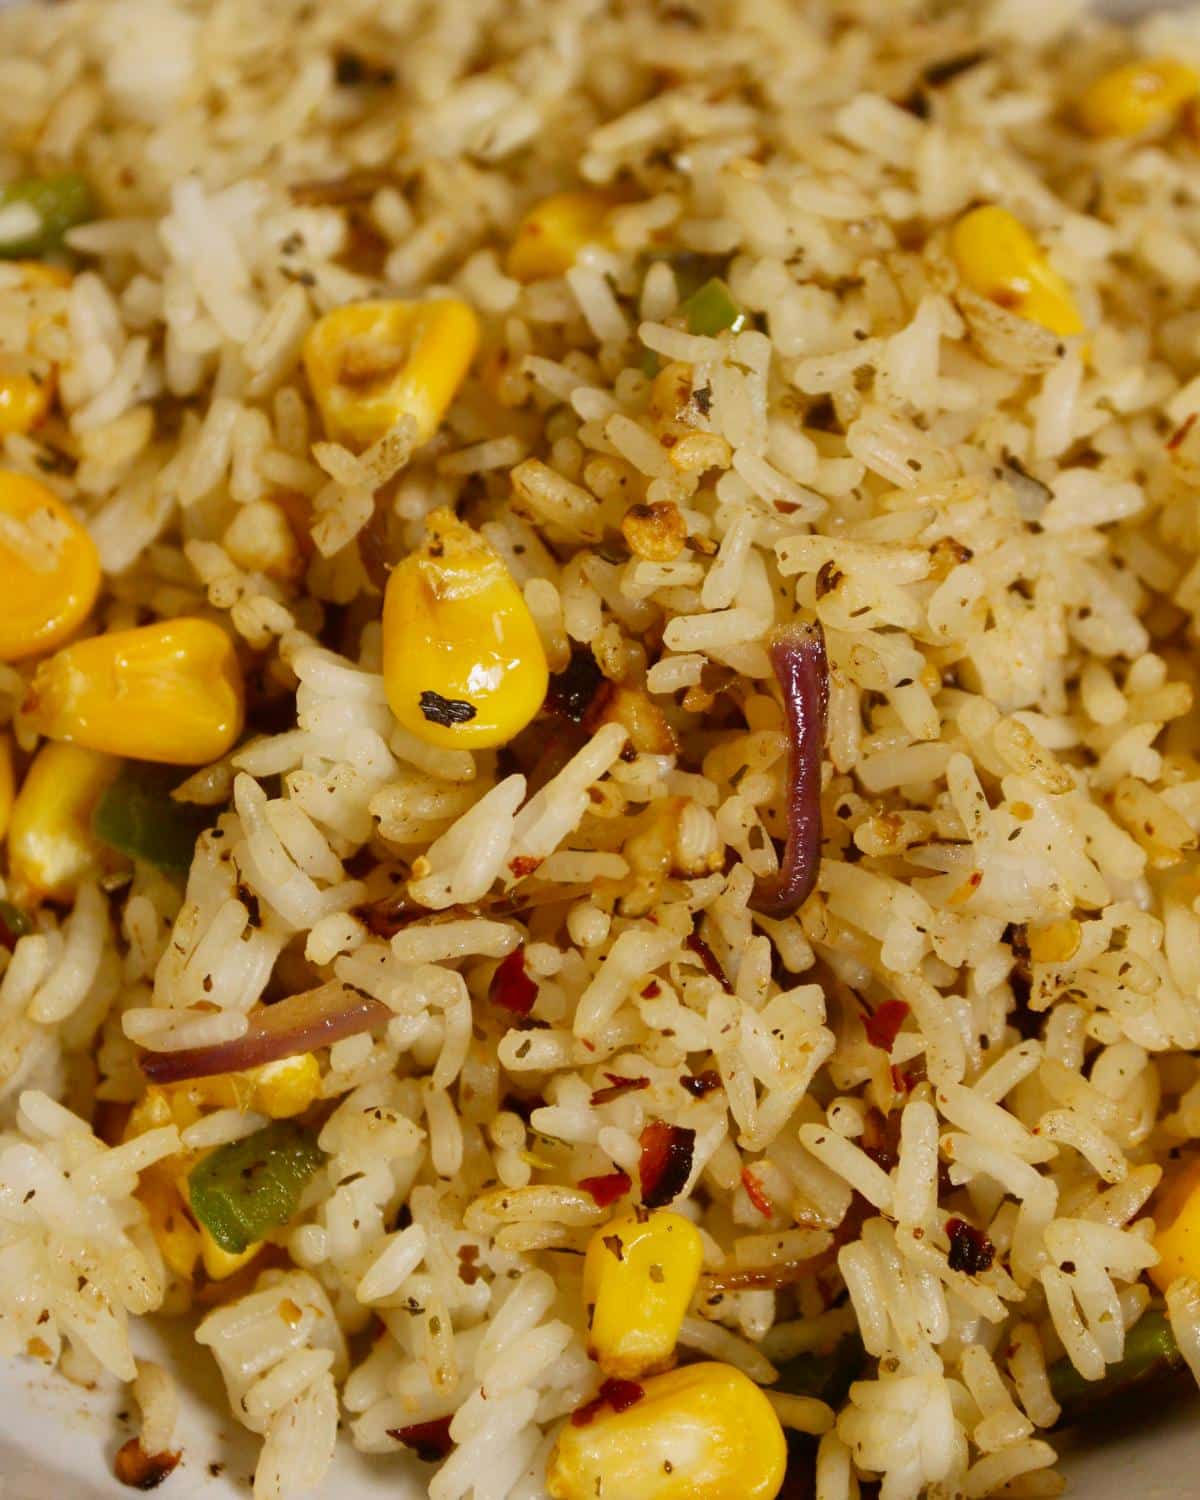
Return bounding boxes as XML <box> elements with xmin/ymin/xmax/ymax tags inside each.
<box><xmin>92</xmin><ymin>763</ymin><xmax>212</xmax><ymax>875</ymax></box>
<box><xmin>682</xmin><ymin>277</ymin><xmax>746</xmax><ymax>337</ymax></box>
<box><xmin>0</xmin><ymin>899</ymin><xmax>32</xmax><ymax>950</ymax></box>
<box><xmin>188</xmin><ymin>1121</ymin><xmax>324</xmax><ymax>1255</ymax></box>
<box><xmin>1048</xmin><ymin>1307</ymin><xmax>1185</xmax><ymax>1423</ymax></box>
<box><xmin>0</xmin><ymin>172</ymin><xmax>94</xmax><ymax>258</ymax></box>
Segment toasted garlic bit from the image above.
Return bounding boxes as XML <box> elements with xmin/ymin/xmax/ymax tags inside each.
<box><xmin>24</xmin><ymin>618</ymin><xmax>245</xmax><ymax>766</ymax></box>
<box><xmin>303</xmin><ymin>297</ymin><xmax>479</xmax><ymax>448</ymax></box>
<box><xmin>583</xmin><ymin>1210</ymin><xmax>703</xmax><ymax>1378</ymax></box>
<box><xmin>1077</xmin><ymin>58</ymin><xmax>1199</xmax><ymax>138</ymax></box>
<box><xmin>382</xmin><ymin>507</ymin><xmax>548</xmax><ymax>749</ymax></box>
<box><xmin>547</xmin><ymin>1362</ymin><xmax>788</xmax><ymax>1500</ymax></box>
<box><xmin>7</xmin><ymin>741</ymin><xmax>121</xmax><ymax>901</ymax></box>
<box><xmin>506</xmin><ymin>190</ymin><xmax>623</xmax><ymax>282</ymax></box>
<box><xmin>0</xmin><ymin>261</ymin><xmax>71</xmax><ymax>437</ymax></box>
<box><xmin>0</xmin><ymin>470</ymin><xmax>100</xmax><ymax>663</ymax></box>
<box><xmin>621</xmin><ymin>501</ymin><xmax>688</xmax><ymax>561</ymax></box>
<box><xmin>949</xmin><ymin>205</ymin><xmax>1083</xmax><ymax>338</ymax></box>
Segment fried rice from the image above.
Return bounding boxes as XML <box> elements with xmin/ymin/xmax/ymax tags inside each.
<box><xmin>3</xmin><ymin>0</ymin><xmax>1200</xmax><ymax>1496</ymax></box>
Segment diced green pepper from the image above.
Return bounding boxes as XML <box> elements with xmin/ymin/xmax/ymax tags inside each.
<box><xmin>0</xmin><ymin>172</ymin><xmax>94</xmax><ymax>258</ymax></box>
<box><xmin>682</xmin><ymin>276</ymin><xmax>746</xmax><ymax>337</ymax></box>
<box><xmin>0</xmin><ymin>899</ymin><xmax>31</xmax><ymax>949</ymax></box>
<box><xmin>1048</xmin><ymin>1308</ymin><xmax>1185</xmax><ymax>1424</ymax></box>
<box><xmin>639</xmin><ymin>346</ymin><xmax>661</xmax><ymax>378</ymax></box>
<box><xmin>773</xmin><ymin>1332</ymin><xmax>866</xmax><ymax>1408</ymax></box>
<box><xmin>188</xmin><ymin>1121</ymin><xmax>324</xmax><ymax>1255</ymax></box>
<box><xmin>92</xmin><ymin>764</ymin><xmax>212</xmax><ymax>875</ymax></box>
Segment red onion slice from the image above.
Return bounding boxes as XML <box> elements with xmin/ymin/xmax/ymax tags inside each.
<box><xmin>750</xmin><ymin>620</ymin><xmax>829</xmax><ymax>919</ymax></box>
<box><xmin>140</xmin><ymin>981</ymin><xmax>392</xmax><ymax>1084</ymax></box>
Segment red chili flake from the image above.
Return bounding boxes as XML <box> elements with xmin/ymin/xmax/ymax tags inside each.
<box><xmin>508</xmin><ymin>855</ymin><xmax>541</xmax><ymax>879</ymax></box>
<box><xmin>638</xmin><ymin>1120</ymin><xmax>696</xmax><ymax>1208</ymax></box>
<box><xmin>489</xmin><ymin>949</ymin><xmax>537</xmax><ymax>1015</ymax></box>
<box><xmin>680</xmin><ymin>1069</ymin><xmax>722</xmax><ymax>1098</ymax></box>
<box><xmin>1167</xmin><ymin>412</ymin><xmax>1198</xmax><ymax>452</ymax></box>
<box><xmin>685</xmin><ymin>930</ymin><xmax>728</xmax><ymax>988</ymax></box>
<box><xmin>388</xmin><ymin>1416</ymin><xmax>454</xmax><ymax>1461</ymax></box>
<box><xmin>741</xmin><ymin>1166</ymin><xmax>774</xmax><ymax>1218</ymax></box>
<box><xmin>945</xmin><ymin>1217</ymin><xmax>995</xmax><ymax>1275</ymax></box>
<box><xmin>570</xmin><ymin>1377</ymin><xmax>645</xmax><ymax>1427</ymax></box>
<box><xmin>864</xmin><ymin>1000</ymin><xmax>909</xmax><ymax>1053</ymax></box>
<box><xmin>590</xmin><ymin>1073</ymin><xmax>650</xmax><ymax>1106</ymax></box>
<box><xmin>860</xmin><ymin>1108</ymin><xmax>901</xmax><ymax>1173</ymax></box>
<box><xmin>579</xmin><ymin>1169</ymin><xmax>632</xmax><ymax>1207</ymax></box>
<box><xmin>641</xmin><ymin>980</ymin><xmax>662</xmax><ymax>998</ymax></box>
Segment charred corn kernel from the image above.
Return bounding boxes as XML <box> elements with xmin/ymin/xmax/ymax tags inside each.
<box><xmin>0</xmin><ymin>471</ymin><xmax>100</xmax><ymax>662</ymax></box>
<box><xmin>950</xmin><ymin>205</ymin><xmax>1084</xmax><ymax>338</ymax></box>
<box><xmin>0</xmin><ymin>732</ymin><xmax>12</xmax><ymax>842</ymax></box>
<box><xmin>303</xmin><ymin>297</ymin><xmax>479</xmax><ymax>449</ymax></box>
<box><xmin>546</xmin><ymin>1362</ymin><xmax>787</xmax><ymax>1500</ymax></box>
<box><xmin>1077</xmin><ymin>58</ymin><xmax>1199</xmax><ymax>138</ymax></box>
<box><xmin>583</xmin><ymin>1210</ymin><xmax>702</xmax><ymax>1378</ymax></box>
<box><xmin>0</xmin><ymin>262</ymin><xmax>71</xmax><ymax>438</ymax></box>
<box><xmin>7</xmin><ymin>741</ymin><xmax>121</xmax><ymax>902</ymax></box>
<box><xmin>382</xmin><ymin>507</ymin><xmax>548</xmax><ymax>749</ymax></box>
<box><xmin>1150</xmin><ymin>1156</ymin><xmax>1200</xmax><ymax>1291</ymax></box>
<box><xmin>24</xmin><ymin>618</ymin><xmax>244</xmax><ymax>766</ymax></box>
<box><xmin>506</xmin><ymin>190</ymin><xmax>622</xmax><ymax>282</ymax></box>
<box><xmin>251</xmin><ymin>1053</ymin><xmax>322</xmax><ymax>1119</ymax></box>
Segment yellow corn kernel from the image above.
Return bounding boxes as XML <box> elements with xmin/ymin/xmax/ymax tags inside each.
<box><xmin>251</xmin><ymin>1053</ymin><xmax>322</xmax><ymax>1119</ymax></box>
<box><xmin>546</xmin><ymin>1362</ymin><xmax>787</xmax><ymax>1500</ymax></box>
<box><xmin>0</xmin><ymin>731</ymin><xmax>12</xmax><ymax>842</ymax></box>
<box><xmin>0</xmin><ymin>471</ymin><xmax>100</xmax><ymax>663</ymax></box>
<box><xmin>1150</xmin><ymin>1156</ymin><xmax>1200</xmax><ymax>1291</ymax></box>
<box><xmin>24</xmin><ymin>617</ymin><xmax>244</xmax><ymax>766</ymax></box>
<box><xmin>950</xmin><ymin>205</ymin><xmax>1084</xmax><ymax>338</ymax></box>
<box><xmin>303</xmin><ymin>297</ymin><xmax>479</xmax><ymax>449</ymax></box>
<box><xmin>1077</xmin><ymin>58</ymin><xmax>1199</xmax><ymax>138</ymax></box>
<box><xmin>583</xmin><ymin>1211</ymin><xmax>703</xmax><ymax>1378</ymax></box>
<box><xmin>138</xmin><ymin>1160</ymin><xmax>203</xmax><ymax>1281</ymax></box>
<box><xmin>0</xmin><ymin>262</ymin><xmax>71</xmax><ymax>438</ymax></box>
<box><xmin>382</xmin><ymin>507</ymin><xmax>548</xmax><ymax>749</ymax></box>
<box><xmin>506</xmin><ymin>191</ymin><xmax>622</xmax><ymax>282</ymax></box>
<box><xmin>7</xmin><ymin>741</ymin><xmax>121</xmax><ymax>902</ymax></box>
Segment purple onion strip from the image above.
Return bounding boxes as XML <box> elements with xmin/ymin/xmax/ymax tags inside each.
<box><xmin>140</xmin><ymin>982</ymin><xmax>392</xmax><ymax>1084</ymax></box>
<box><xmin>750</xmin><ymin>621</ymin><xmax>829</xmax><ymax>919</ymax></box>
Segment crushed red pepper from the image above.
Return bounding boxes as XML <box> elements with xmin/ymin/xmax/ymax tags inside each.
<box><xmin>387</xmin><ymin>1416</ymin><xmax>454</xmax><ymax>1461</ymax></box>
<box><xmin>741</xmin><ymin>1166</ymin><xmax>774</xmax><ymax>1218</ymax></box>
<box><xmin>638</xmin><ymin>1121</ymin><xmax>696</xmax><ymax>1208</ymax></box>
<box><xmin>589</xmin><ymin>1073</ymin><xmax>651</xmax><ymax>1106</ymax></box>
<box><xmin>570</xmin><ymin>1377</ymin><xmax>646</xmax><ymax>1426</ymax></box>
<box><xmin>579</xmin><ymin>1169</ymin><xmax>632</xmax><ymax>1207</ymax></box>
<box><xmin>489</xmin><ymin>949</ymin><xmax>538</xmax><ymax>1015</ymax></box>
<box><xmin>864</xmin><ymin>999</ymin><xmax>910</xmax><ymax>1053</ymax></box>
<box><xmin>946</xmin><ymin>1217</ymin><xmax>995</xmax><ymax>1275</ymax></box>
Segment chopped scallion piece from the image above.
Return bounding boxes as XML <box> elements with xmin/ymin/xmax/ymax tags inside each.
<box><xmin>1048</xmin><ymin>1308</ymin><xmax>1185</xmax><ymax>1423</ymax></box>
<box><xmin>91</xmin><ymin>764</ymin><xmax>212</xmax><ymax>875</ymax></box>
<box><xmin>0</xmin><ymin>172</ymin><xmax>93</xmax><ymax>258</ymax></box>
<box><xmin>682</xmin><ymin>277</ymin><xmax>746</xmax><ymax>337</ymax></box>
<box><xmin>0</xmin><ymin>899</ymin><xmax>31</xmax><ymax>950</ymax></box>
<box><xmin>187</xmin><ymin>1121</ymin><xmax>323</xmax><ymax>1255</ymax></box>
